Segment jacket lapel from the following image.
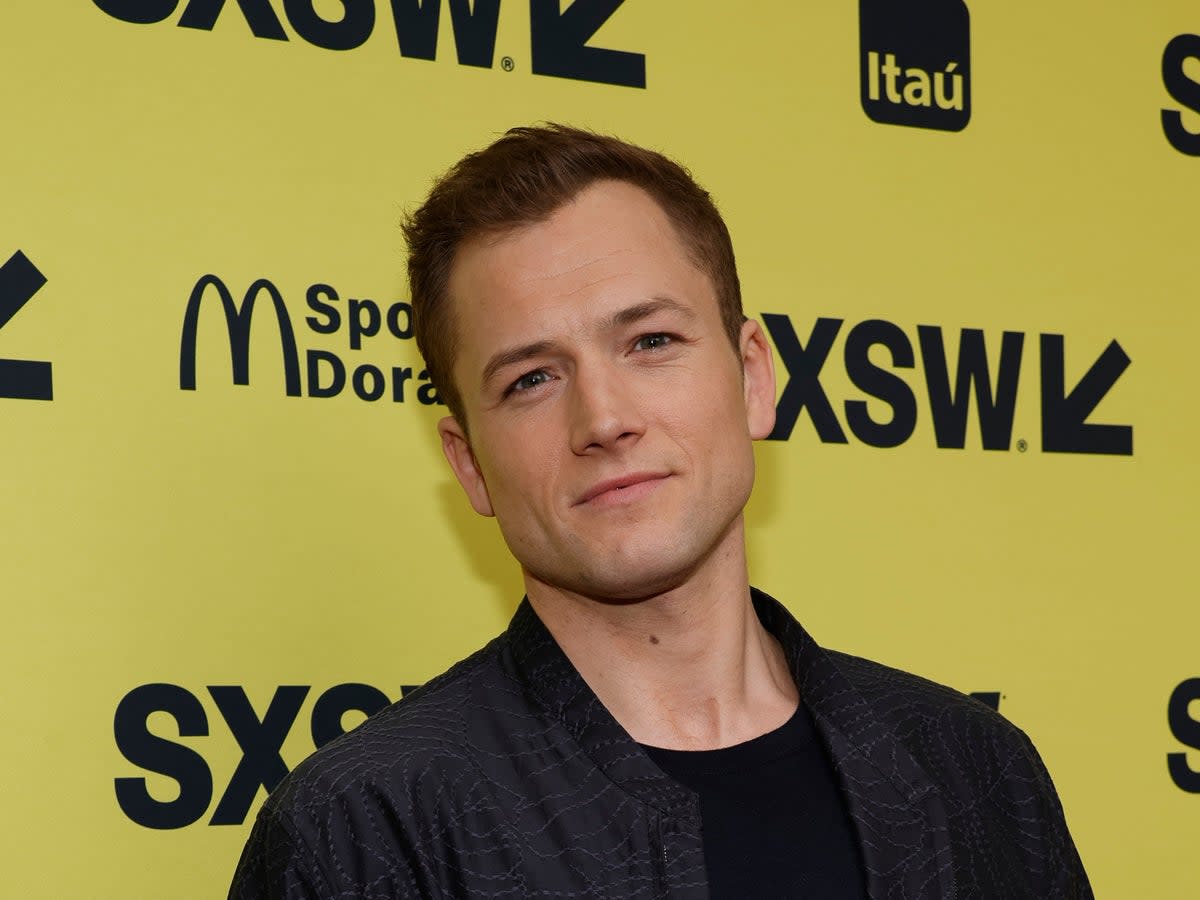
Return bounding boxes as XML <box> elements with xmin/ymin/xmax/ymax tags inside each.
<box><xmin>753</xmin><ymin>589</ymin><xmax>957</xmax><ymax>900</ymax></box>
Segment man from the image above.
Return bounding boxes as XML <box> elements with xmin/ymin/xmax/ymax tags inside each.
<box><xmin>230</xmin><ymin>125</ymin><xmax>1092</xmax><ymax>899</ymax></box>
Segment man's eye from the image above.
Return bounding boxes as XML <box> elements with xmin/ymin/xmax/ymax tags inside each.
<box><xmin>508</xmin><ymin>369</ymin><xmax>552</xmax><ymax>395</ymax></box>
<box><xmin>634</xmin><ymin>333</ymin><xmax>673</xmax><ymax>351</ymax></box>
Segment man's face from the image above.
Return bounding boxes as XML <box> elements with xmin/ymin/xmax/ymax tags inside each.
<box><xmin>438</xmin><ymin>179</ymin><xmax>776</xmax><ymax>602</ymax></box>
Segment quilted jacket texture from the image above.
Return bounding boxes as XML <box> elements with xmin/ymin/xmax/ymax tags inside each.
<box><xmin>229</xmin><ymin>589</ymin><xmax>1093</xmax><ymax>899</ymax></box>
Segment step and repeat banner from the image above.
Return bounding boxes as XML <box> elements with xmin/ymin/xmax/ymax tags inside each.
<box><xmin>2</xmin><ymin>1</ymin><xmax>1197</xmax><ymax>896</ymax></box>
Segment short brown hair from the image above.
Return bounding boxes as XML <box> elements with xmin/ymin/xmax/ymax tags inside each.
<box><xmin>403</xmin><ymin>123</ymin><xmax>744</xmax><ymax>425</ymax></box>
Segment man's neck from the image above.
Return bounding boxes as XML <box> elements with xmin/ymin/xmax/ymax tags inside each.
<box><xmin>524</xmin><ymin>521</ymin><xmax>799</xmax><ymax>751</ymax></box>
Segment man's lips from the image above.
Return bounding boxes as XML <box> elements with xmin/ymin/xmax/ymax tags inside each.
<box><xmin>574</xmin><ymin>472</ymin><xmax>672</xmax><ymax>507</ymax></box>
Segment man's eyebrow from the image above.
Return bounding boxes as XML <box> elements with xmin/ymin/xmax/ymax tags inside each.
<box><xmin>481</xmin><ymin>340</ymin><xmax>557</xmax><ymax>390</ymax></box>
<box><xmin>606</xmin><ymin>296</ymin><xmax>696</xmax><ymax>330</ymax></box>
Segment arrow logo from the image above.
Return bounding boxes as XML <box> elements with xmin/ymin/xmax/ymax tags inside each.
<box><xmin>0</xmin><ymin>250</ymin><xmax>53</xmax><ymax>401</ymax></box>
<box><xmin>530</xmin><ymin>0</ymin><xmax>646</xmax><ymax>88</ymax></box>
<box><xmin>1040</xmin><ymin>334</ymin><xmax>1131</xmax><ymax>455</ymax></box>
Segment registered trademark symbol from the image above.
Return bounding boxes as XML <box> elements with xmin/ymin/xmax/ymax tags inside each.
<box><xmin>501</xmin><ymin>56</ymin><xmax>515</xmax><ymax>72</ymax></box>
<box><xmin>1016</xmin><ymin>439</ymin><xmax>1028</xmax><ymax>453</ymax></box>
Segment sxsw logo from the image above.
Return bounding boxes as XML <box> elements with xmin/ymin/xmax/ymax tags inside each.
<box><xmin>1169</xmin><ymin>678</ymin><xmax>1200</xmax><ymax>793</ymax></box>
<box><xmin>0</xmin><ymin>251</ymin><xmax>53</xmax><ymax>401</ymax></box>
<box><xmin>93</xmin><ymin>0</ymin><xmax>645</xmax><ymax>89</ymax></box>
<box><xmin>762</xmin><ymin>315</ymin><xmax>1132</xmax><ymax>455</ymax></box>
<box><xmin>1162</xmin><ymin>33</ymin><xmax>1200</xmax><ymax>155</ymax></box>
<box><xmin>179</xmin><ymin>274</ymin><xmax>442</xmax><ymax>405</ymax></box>
<box><xmin>860</xmin><ymin>0</ymin><xmax>970</xmax><ymax>131</ymax></box>
<box><xmin>114</xmin><ymin>682</ymin><xmax>416</xmax><ymax>828</ymax></box>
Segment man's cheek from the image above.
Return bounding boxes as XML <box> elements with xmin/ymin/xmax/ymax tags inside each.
<box><xmin>493</xmin><ymin>475</ymin><xmax>544</xmax><ymax>526</ymax></box>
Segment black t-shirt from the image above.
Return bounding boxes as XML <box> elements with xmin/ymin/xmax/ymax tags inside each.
<box><xmin>640</xmin><ymin>703</ymin><xmax>868</xmax><ymax>899</ymax></box>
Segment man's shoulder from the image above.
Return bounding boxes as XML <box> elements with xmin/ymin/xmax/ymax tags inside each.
<box><xmin>816</xmin><ymin>650</ymin><xmax>1091</xmax><ymax>896</ymax></box>
<box><xmin>826</xmin><ymin>647</ymin><xmax>1034</xmax><ymax>756</ymax></box>
<box><xmin>827</xmin><ymin>647</ymin><xmax>1010</xmax><ymax>735</ymax></box>
<box><xmin>231</xmin><ymin>638</ymin><xmax>525</xmax><ymax>897</ymax></box>
<box><xmin>262</xmin><ymin>634</ymin><xmax>517</xmax><ymax>824</ymax></box>
<box><xmin>823</xmin><ymin>647</ymin><xmax>1053</xmax><ymax>807</ymax></box>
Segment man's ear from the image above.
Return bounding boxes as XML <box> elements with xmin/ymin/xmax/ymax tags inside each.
<box><xmin>438</xmin><ymin>416</ymin><xmax>495</xmax><ymax>517</ymax></box>
<box><xmin>740</xmin><ymin>318</ymin><xmax>777</xmax><ymax>440</ymax></box>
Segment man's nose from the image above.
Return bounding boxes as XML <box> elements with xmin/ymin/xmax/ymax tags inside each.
<box><xmin>568</xmin><ymin>363</ymin><xmax>646</xmax><ymax>455</ymax></box>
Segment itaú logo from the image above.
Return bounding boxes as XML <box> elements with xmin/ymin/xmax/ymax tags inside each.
<box><xmin>859</xmin><ymin>0</ymin><xmax>971</xmax><ymax>132</ymax></box>
<box><xmin>179</xmin><ymin>273</ymin><xmax>442</xmax><ymax>405</ymax></box>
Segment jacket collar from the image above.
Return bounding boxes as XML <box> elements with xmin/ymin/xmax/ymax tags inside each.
<box><xmin>505</xmin><ymin>587</ymin><xmax>956</xmax><ymax>898</ymax></box>
<box><xmin>753</xmin><ymin>589</ymin><xmax>958</xmax><ymax>900</ymax></box>
<box><xmin>504</xmin><ymin>594</ymin><xmax>701</xmax><ymax>824</ymax></box>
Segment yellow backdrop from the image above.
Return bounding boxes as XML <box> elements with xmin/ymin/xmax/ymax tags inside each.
<box><xmin>2</xmin><ymin>1</ymin><xmax>1197</xmax><ymax>896</ymax></box>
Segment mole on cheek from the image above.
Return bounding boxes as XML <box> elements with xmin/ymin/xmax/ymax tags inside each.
<box><xmin>649</xmin><ymin>635</ymin><xmax>659</xmax><ymax>645</ymax></box>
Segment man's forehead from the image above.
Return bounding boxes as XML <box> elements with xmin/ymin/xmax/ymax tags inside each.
<box><xmin>464</xmin><ymin>182</ymin><xmax>673</xmax><ymax>266</ymax></box>
<box><xmin>453</xmin><ymin>182</ymin><xmax>693</xmax><ymax>296</ymax></box>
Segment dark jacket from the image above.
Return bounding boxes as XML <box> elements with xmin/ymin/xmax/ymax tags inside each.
<box><xmin>229</xmin><ymin>589</ymin><xmax>1092</xmax><ymax>899</ymax></box>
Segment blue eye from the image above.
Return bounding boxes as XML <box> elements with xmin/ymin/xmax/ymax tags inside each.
<box><xmin>635</xmin><ymin>333</ymin><xmax>673</xmax><ymax>351</ymax></box>
<box><xmin>509</xmin><ymin>369</ymin><xmax>551</xmax><ymax>394</ymax></box>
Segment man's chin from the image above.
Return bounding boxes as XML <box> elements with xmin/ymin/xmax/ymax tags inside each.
<box><xmin>531</xmin><ymin>548</ymin><xmax>700</xmax><ymax>606</ymax></box>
